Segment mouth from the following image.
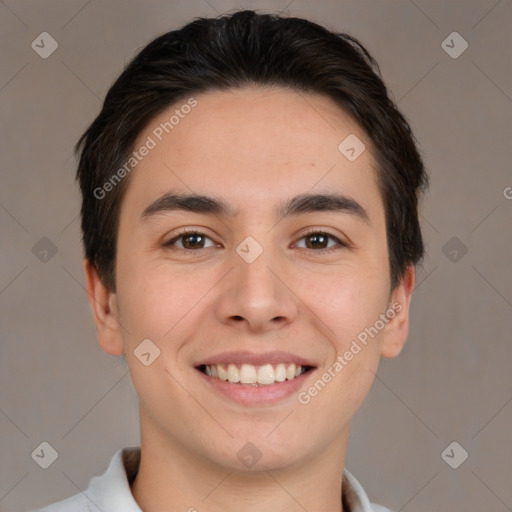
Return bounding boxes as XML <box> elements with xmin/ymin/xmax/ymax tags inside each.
<box><xmin>196</xmin><ymin>363</ymin><xmax>316</xmax><ymax>386</ymax></box>
<box><xmin>192</xmin><ymin>350</ymin><xmax>318</xmax><ymax>405</ymax></box>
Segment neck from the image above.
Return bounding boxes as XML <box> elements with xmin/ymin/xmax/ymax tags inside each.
<box><xmin>131</xmin><ymin>416</ymin><xmax>350</xmax><ymax>512</ymax></box>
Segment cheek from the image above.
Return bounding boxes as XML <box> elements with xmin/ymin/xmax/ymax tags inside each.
<box><xmin>116</xmin><ymin>259</ymin><xmax>216</xmax><ymax>342</ymax></box>
<box><xmin>299</xmin><ymin>266</ymin><xmax>389</xmax><ymax>349</ymax></box>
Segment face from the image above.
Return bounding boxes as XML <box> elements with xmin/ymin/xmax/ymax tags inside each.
<box><xmin>86</xmin><ymin>87</ymin><xmax>414</xmax><ymax>471</ymax></box>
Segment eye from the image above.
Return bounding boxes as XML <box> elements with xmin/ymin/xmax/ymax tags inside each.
<box><xmin>294</xmin><ymin>230</ymin><xmax>347</xmax><ymax>253</ymax></box>
<box><xmin>163</xmin><ymin>229</ymin><xmax>348</xmax><ymax>253</ymax></box>
<box><xmin>164</xmin><ymin>229</ymin><xmax>218</xmax><ymax>250</ymax></box>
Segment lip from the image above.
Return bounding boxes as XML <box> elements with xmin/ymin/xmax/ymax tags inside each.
<box><xmin>195</xmin><ymin>366</ymin><xmax>316</xmax><ymax>406</ymax></box>
<box><xmin>193</xmin><ymin>350</ymin><xmax>316</xmax><ymax>367</ymax></box>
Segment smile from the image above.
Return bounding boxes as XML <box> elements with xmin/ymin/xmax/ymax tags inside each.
<box><xmin>198</xmin><ymin>363</ymin><xmax>313</xmax><ymax>386</ymax></box>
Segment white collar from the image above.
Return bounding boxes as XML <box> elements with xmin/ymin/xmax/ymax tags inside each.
<box><xmin>66</xmin><ymin>447</ymin><xmax>390</xmax><ymax>512</ymax></box>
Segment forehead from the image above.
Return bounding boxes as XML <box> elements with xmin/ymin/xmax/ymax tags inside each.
<box><xmin>123</xmin><ymin>86</ymin><xmax>382</xmax><ymax>219</ymax></box>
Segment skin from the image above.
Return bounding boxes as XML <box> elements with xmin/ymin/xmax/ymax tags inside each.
<box><xmin>85</xmin><ymin>86</ymin><xmax>415</xmax><ymax>512</ymax></box>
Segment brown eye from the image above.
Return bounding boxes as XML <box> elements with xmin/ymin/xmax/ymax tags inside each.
<box><xmin>164</xmin><ymin>230</ymin><xmax>217</xmax><ymax>250</ymax></box>
<box><xmin>180</xmin><ymin>233</ymin><xmax>205</xmax><ymax>249</ymax></box>
<box><xmin>295</xmin><ymin>231</ymin><xmax>346</xmax><ymax>252</ymax></box>
<box><xmin>305</xmin><ymin>233</ymin><xmax>329</xmax><ymax>249</ymax></box>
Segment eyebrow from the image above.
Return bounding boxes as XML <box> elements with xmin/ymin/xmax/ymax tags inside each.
<box><xmin>140</xmin><ymin>191</ymin><xmax>370</xmax><ymax>224</ymax></box>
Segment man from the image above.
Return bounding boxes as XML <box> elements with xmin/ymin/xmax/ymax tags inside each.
<box><xmin>35</xmin><ymin>9</ymin><xmax>428</xmax><ymax>512</ymax></box>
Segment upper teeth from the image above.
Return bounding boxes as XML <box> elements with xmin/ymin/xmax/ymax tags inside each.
<box><xmin>204</xmin><ymin>363</ymin><xmax>306</xmax><ymax>385</ymax></box>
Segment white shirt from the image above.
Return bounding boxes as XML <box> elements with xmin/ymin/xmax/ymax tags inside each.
<box><xmin>34</xmin><ymin>447</ymin><xmax>392</xmax><ymax>512</ymax></box>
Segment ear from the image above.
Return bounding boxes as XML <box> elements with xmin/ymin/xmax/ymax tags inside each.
<box><xmin>380</xmin><ymin>264</ymin><xmax>416</xmax><ymax>358</ymax></box>
<box><xmin>83</xmin><ymin>258</ymin><xmax>124</xmax><ymax>356</ymax></box>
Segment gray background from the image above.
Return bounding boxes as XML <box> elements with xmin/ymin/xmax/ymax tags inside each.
<box><xmin>1</xmin><ymin>1</ymin><xmax>511</xmax><ymax>511</ymax></box>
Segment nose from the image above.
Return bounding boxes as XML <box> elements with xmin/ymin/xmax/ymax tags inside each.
<box><xmin>214</xmin><ymin>244</ymin><xmax>299</xmax><ymax>333</ymax></box>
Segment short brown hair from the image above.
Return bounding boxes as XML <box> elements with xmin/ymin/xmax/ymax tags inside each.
<box><xmin>75</xmin><ymin>9</ymin><xmax>428</xmax><ymax>291</ymax></box>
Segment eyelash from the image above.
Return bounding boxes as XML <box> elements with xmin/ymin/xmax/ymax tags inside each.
<box><xmin>163</xmin><ymin>228</ymin><xmax>348</xmax><ymax>254</ymax></box>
